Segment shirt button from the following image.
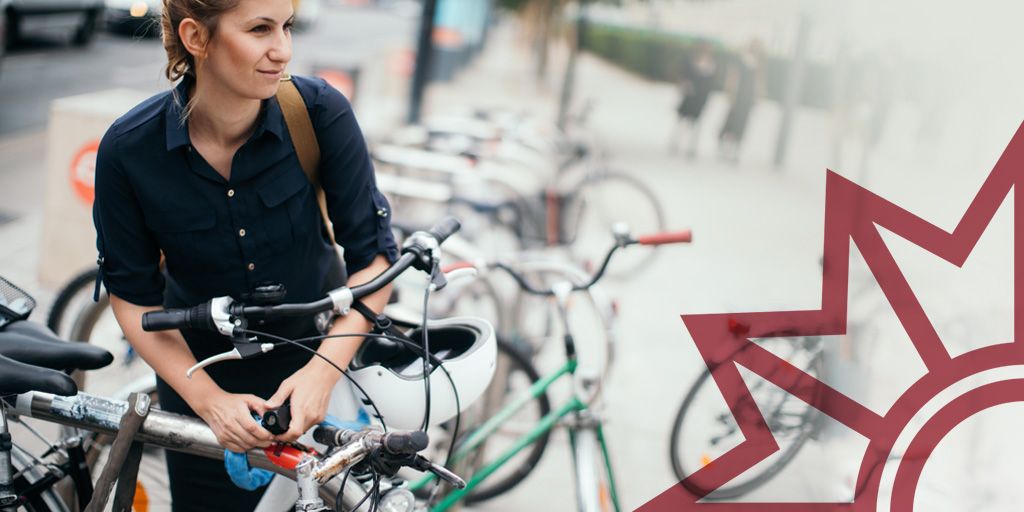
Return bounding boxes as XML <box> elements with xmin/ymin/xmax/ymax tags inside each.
<box><xmin>247</xmin><ymin>263</ymin><xmax>255</xmax><ymax>271</ymax></box>
<box><xmin>238</xmin><ymin>228</ymin><xmax>246</xmax><ymax>237</ymax></box>
<box><xmin>376</xmin><ymin>208</ymin><xmax>388</xmax><ymax>218</ymax></box>
<box><xmin>227</xmin><ymin>189</ymin><xmax>235</xmax><ymax>198</ymax></box>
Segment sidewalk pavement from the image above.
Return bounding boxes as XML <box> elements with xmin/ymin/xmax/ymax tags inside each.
<box><xmin>0</xmin><ymin>15</ymin><xmax>1013</xmax><ymax>512</ymax></box>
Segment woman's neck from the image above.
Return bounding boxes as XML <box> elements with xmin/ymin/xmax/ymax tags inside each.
<box><xmin>187</xmin><ymin>79</ymin><xmax>262</xmax><ymax>148</ymax></box>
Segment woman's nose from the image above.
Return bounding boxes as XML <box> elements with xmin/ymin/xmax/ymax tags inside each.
<box><xmin>269</xmin><ymin>28</ymin><xmax>292</xmax><ymax>64</ymax></box>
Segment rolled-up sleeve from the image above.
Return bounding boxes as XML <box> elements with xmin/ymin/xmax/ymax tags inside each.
<box><xmin>93</xmin><ymin>128</ymin><xmax>165</xmax><ymax>306</ymax></box>
<box><xmin>312</xmin><ymin>79</ymin><xmax>399</xmax><ymax>275</ymax></box>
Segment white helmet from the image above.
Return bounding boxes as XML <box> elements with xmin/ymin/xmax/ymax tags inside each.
<box><xmin>348</xmin><ymin>316</ymin><xmax>496</xmax><ymax>430</ymax></box>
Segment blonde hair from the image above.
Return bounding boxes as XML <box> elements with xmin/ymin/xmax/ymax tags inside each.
<box><xmin>161</xmin><ymin>0</ymin><xmax>240</xmax><ymax>121</ymax></box>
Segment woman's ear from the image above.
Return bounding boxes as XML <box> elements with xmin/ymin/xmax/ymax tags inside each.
<box><xmin>178</xmin><ymin>18</ymin><xmax>209</xmax><ymax>61</ymax></box>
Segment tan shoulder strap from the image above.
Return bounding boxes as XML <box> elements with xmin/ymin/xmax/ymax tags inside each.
<box><xmin>276</xmin><ymin>75</ymin><xmax>335</xmax><ymax>244</ymax></box>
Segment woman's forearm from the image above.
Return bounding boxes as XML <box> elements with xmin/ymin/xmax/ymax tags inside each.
<box><xmin>307</xmin><ymin>254</ymin><xmax>393</xmax><ymax>378</ymax></box>
<box><xmin>109</xmin><ymin>294</ymin><xmax>225</xmax><ymax>409</ymax></box>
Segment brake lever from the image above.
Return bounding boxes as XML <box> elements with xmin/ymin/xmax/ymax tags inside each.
<box><xmin>410</xmin><ymin>455</ymin><xmax>466</xmax><ymax>489</ymax></box>
<box><xmin>186</xmin><ymin>342</ymin><xmax>275</xmax><ymax>378</ymax></box>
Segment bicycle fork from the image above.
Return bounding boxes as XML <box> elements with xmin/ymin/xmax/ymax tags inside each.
<box><xmin>567</xmin><ymin>410</ymin><xmax>621</xmax><ymax>512</ymax></box>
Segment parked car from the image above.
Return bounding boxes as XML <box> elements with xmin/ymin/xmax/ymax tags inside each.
<box><xmin>104</xmin><ymin>0</ymin><xmax>159</xmax><ymax>37</ymax></box>
<box><xmin>4</xmin><ymin>0</ymin><xmax>104</xmax><ymax>47</ymax></box>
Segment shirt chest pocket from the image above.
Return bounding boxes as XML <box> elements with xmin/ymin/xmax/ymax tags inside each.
<box><xmin>257</xmin><ymin>169</ymin><xmax>316</xmax><ymax>254</ymax></box>
<box><xmin>145</xmin><ymin>210</ymin><xmax>222</xmax><ymax>274</ymax></box>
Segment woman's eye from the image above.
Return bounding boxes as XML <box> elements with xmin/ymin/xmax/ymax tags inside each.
<box><xmin>250</xmin><ymin>24</ymin><xmax>270</xmax><ymax>33</ymax></box>
<box><xmin>284</xmin><ymin>22</ymin><xmax>294</xmax><ymax>32</ymax></box>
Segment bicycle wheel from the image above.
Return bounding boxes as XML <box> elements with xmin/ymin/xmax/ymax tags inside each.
<box><xmin>669</xmin><ymin>337</ymin><xmax>824</xmax><ymax>499</ymax></box>
<box><xmin>563</xmin><ymin>171</ymin><xmax>666</xmax><ymax>279</ymax></box>
<box><xmin>12</xmin><ymin>446</ymin><xmax>73</xmax><ymax>512</ymax></box>
<box><xmin>416</xmin><ymin>336</ymin><xmax>552</xmax><ymax>504</ymax></box>
<box><xmin>46</xmin><ymin>268</ymin><xmax>98</xmax><ymax>339</ymax></box>
<box><xmin>66</xmin><ymin>293</ymin><xmax>153</xmax><ymax>399</ymax></box>
<box><xmin>572</xmin><ymin>427</ymin><xmax>614</xmax><ymax>512</ymax></box>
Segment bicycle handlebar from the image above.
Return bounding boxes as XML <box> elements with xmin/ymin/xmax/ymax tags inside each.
<box><xmin>427</xmin><ymin>216</ymin><xmax>461</xmax><ymax>245</ymax></box>
<box><xmin>636</xmin><ymin>229</ymin><xmax>692</xmax><ymax>246</ymax></box>
<box><xmin>313</xmin><ymin>424</ymin><xmax>429</xmax><ymax>456</ymax></box>
<box><xmin>141</xmin><ymin>303</ymin><xmax>214</xmax><ymax>332</ymax></box>
<box><xmin>491</xmin><ymin>227</ymin><xmax>693</xmax><ymax>296</ymax></box>
<box><xmin>142</xmin><ymin>217</ymin><xmax>461</xmax><ymax>334</ymax></box>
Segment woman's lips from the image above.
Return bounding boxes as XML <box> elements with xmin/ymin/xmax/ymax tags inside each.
<box><xmin>259</xmin><ymin>70</ymin><xmax>283</xmax><ymax>78</ymax></box>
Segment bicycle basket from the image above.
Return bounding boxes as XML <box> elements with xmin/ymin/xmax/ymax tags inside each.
<box><xmin>0</xmin><ymin>276</ymin><xmax>35</xmax><ymax>328</ymax></box>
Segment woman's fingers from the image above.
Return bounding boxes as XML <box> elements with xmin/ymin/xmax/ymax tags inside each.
<box><xmin>278</xmin><ymin>407</ymin><xmax>306</xmax><ymax>442</ymax></box>
<box><xmin>266</xmin><ymin>383</ymin><xmax>294</xmax><ymax>410</ymax></box>
<box><xmin>215</xmin><ymin>422</ymin><xmax>249</xmax><ymax>453</ymax></box>
<box><xmin>244</xmin><ymin>394</ymin><xmax>272</xmax><ymax>417</ymax></box>
<box><xmin>235</xmin><ymin>417</ymin><xmax>273</xmax><ymax>448</ymax></box>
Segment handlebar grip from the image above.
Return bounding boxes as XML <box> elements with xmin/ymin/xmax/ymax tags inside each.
<box><xmin>636</xmin><ymin>229</ymin><xmax>692</xmax><ymax>246</ymax></box>
<box><xmin>441</xmin><ymin>261</ymin><xmax>475</xmax><ymax>273</ymax></box>
<box><xmin>313</xmin><ymin>425</ymin><xmax>342</xmax><ymax>446</ymax></box>
<box><xmin>427</xmin><ymin>216</ymin><xmax>461</xmax><ymax>244</ymax></box>
<box><xmin>142</xmin><ymin>303</ymin><xmax>214</xmax><ymax>332</ymax></box>
<box><xmin>142</xmin><ymin>309</ymin><xmax>189</xmax><ymax>332</ymax></box>
<box><xmin>382</xmin><ymin>431</ymin><xmax>429</xmax><ymax>455</ymax></box>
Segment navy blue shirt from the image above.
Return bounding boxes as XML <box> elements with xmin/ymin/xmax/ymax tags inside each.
<box><xmin>93</xmin><ymin>75</ymin><xmax>398</xmax><ymax>310</ymax></box>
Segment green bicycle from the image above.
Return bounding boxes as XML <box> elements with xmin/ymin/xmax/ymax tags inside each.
<box><xmin>409</xmin><ymin>224</ymin><xmax>693</xmax><ymax>511</ymax></box>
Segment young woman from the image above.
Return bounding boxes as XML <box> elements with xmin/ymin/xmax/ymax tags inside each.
<box><xmin>92</xmin><ymin>0</ymin><xmax>398</xmax><ymax>508</ymax></box>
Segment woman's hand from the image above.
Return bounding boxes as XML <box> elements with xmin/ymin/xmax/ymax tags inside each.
<box><xmin>193</xmin><ymin>390</ymin><xmax>275</xmax><ymax>453</ymax></box>
<box><xmin>266</xmin><ymin>361</ymin><xmax>341</xmax><ymax>442</ymax></box>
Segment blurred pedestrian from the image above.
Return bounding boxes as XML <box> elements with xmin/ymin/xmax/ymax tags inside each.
<box><xmin>669</xmin><ymin>40</ymin><xmax>718</xmax><ymax>158</ymax></box>
<box><xmin>718</xmin><ymin>39</ymin><xmax>764</xmax><ymax>164</ymax></box>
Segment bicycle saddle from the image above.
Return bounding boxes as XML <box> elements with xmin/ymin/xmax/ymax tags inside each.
<box><xmin>0</xmin><ymin>320</ymin><xmax>113</xmax><ymax>371</ymax></box>
<box><xmin>0</xmin><ymin>352</ymin><xmax>78</xmax><ymax>396</ymax></box>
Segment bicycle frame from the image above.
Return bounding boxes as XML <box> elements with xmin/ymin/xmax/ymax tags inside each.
<box><xmin>4</xmin><ymin>392</ymin><xmax>371</xmax><ymax>511</ymax></box>
<box><xmin>409</xmin><ymin>357</ymin><xmax>621</xmax><ymax>512</ymax></box>
<box><xmin>409</xmin><ymin>267</ymin><xmax>623</xmax><ymax>512</ymax></box>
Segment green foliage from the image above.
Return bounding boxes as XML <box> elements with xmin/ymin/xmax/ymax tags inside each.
<box><xmin>499</xmin><ymin>0</ymin><xmax>533</xmax><ymax>11</ymax></box>
<box><xmin>580</xmin><ymin>21</ymin><xmax>834</xmax><ymax>108</ymax></box>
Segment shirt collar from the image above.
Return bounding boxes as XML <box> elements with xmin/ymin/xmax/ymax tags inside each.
<box><xmin>164</xmin><ymin>77</ymin><xmax>191</xmax><ymax>152</ymax></box>
<box><xmin>258</xmin><ymin>94</ymin><xmax>286</xmax><ymax>142</ymax></box>
<box><xmin>164</xmin><ymin>77</ymin><xmax>287</xmax><ymax>152</ymax></box>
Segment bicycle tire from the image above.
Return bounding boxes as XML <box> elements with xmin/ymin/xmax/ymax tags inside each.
<box><xmin>12</xmin><ymin>446</ymin><xmax>73</xmax><ymax>512</ymax></box>
<box><xmin>572</xmin><ymin>428</ymin><xmax>613</xmax><ymax>512</ymax></box>
<box><xmin>46</xmin><ymin>268</ymin><xmax>98</xmax><ymax>339</ymax></box>
<box><xmin>417</xmin><ymin>337</ymin><xmax>552</xmax><ymax>504</ymax></box>
<box><xmin>669</xmin><ymin>341</ymin><xmax>824</xmax><ymax>499</ymax></box>
<box><xmin>563</xmin><ymin>171</ymin><xmax>666</xmax><ymax>279</ymax></box>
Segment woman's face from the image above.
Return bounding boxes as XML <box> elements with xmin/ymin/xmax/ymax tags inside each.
<box><xmin>201</xmin><ymin>0</ymin><xmax>294</xmax><ymax>101</ymax></box>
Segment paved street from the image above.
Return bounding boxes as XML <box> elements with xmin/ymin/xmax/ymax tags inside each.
<box><xmin>1</xmin><ymin>3</ymin><xmax>1022</xmax><ymax>511</ymax></box>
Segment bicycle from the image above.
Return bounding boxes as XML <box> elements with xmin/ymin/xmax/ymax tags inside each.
<box><xmin>398</xmin><ymin>223</ymin><xmax>693</xmax><ymax>511</ymax></box>
<box><xmin>1</xmin><ymin>218</ymin><xmax>478</xmax><ymax>511</ymax></box>
<box><xmin>373</xmin><ymin>107</ymin><xmax>667</xmax><ymax>279</ymax></box>
<box><xmin>669</xmin><ymin>327</ymin><xmax>827</xmax><ymax>499</ymax></box>
<box><xmin>667</xmin><ymin>257</ymin><xmax>986</xmax><ymax>500</ymax></box>
<box><xmin>43</xmin><ymin>230</ymin><xmax>541</xmax><ymax>507</ymax></box>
